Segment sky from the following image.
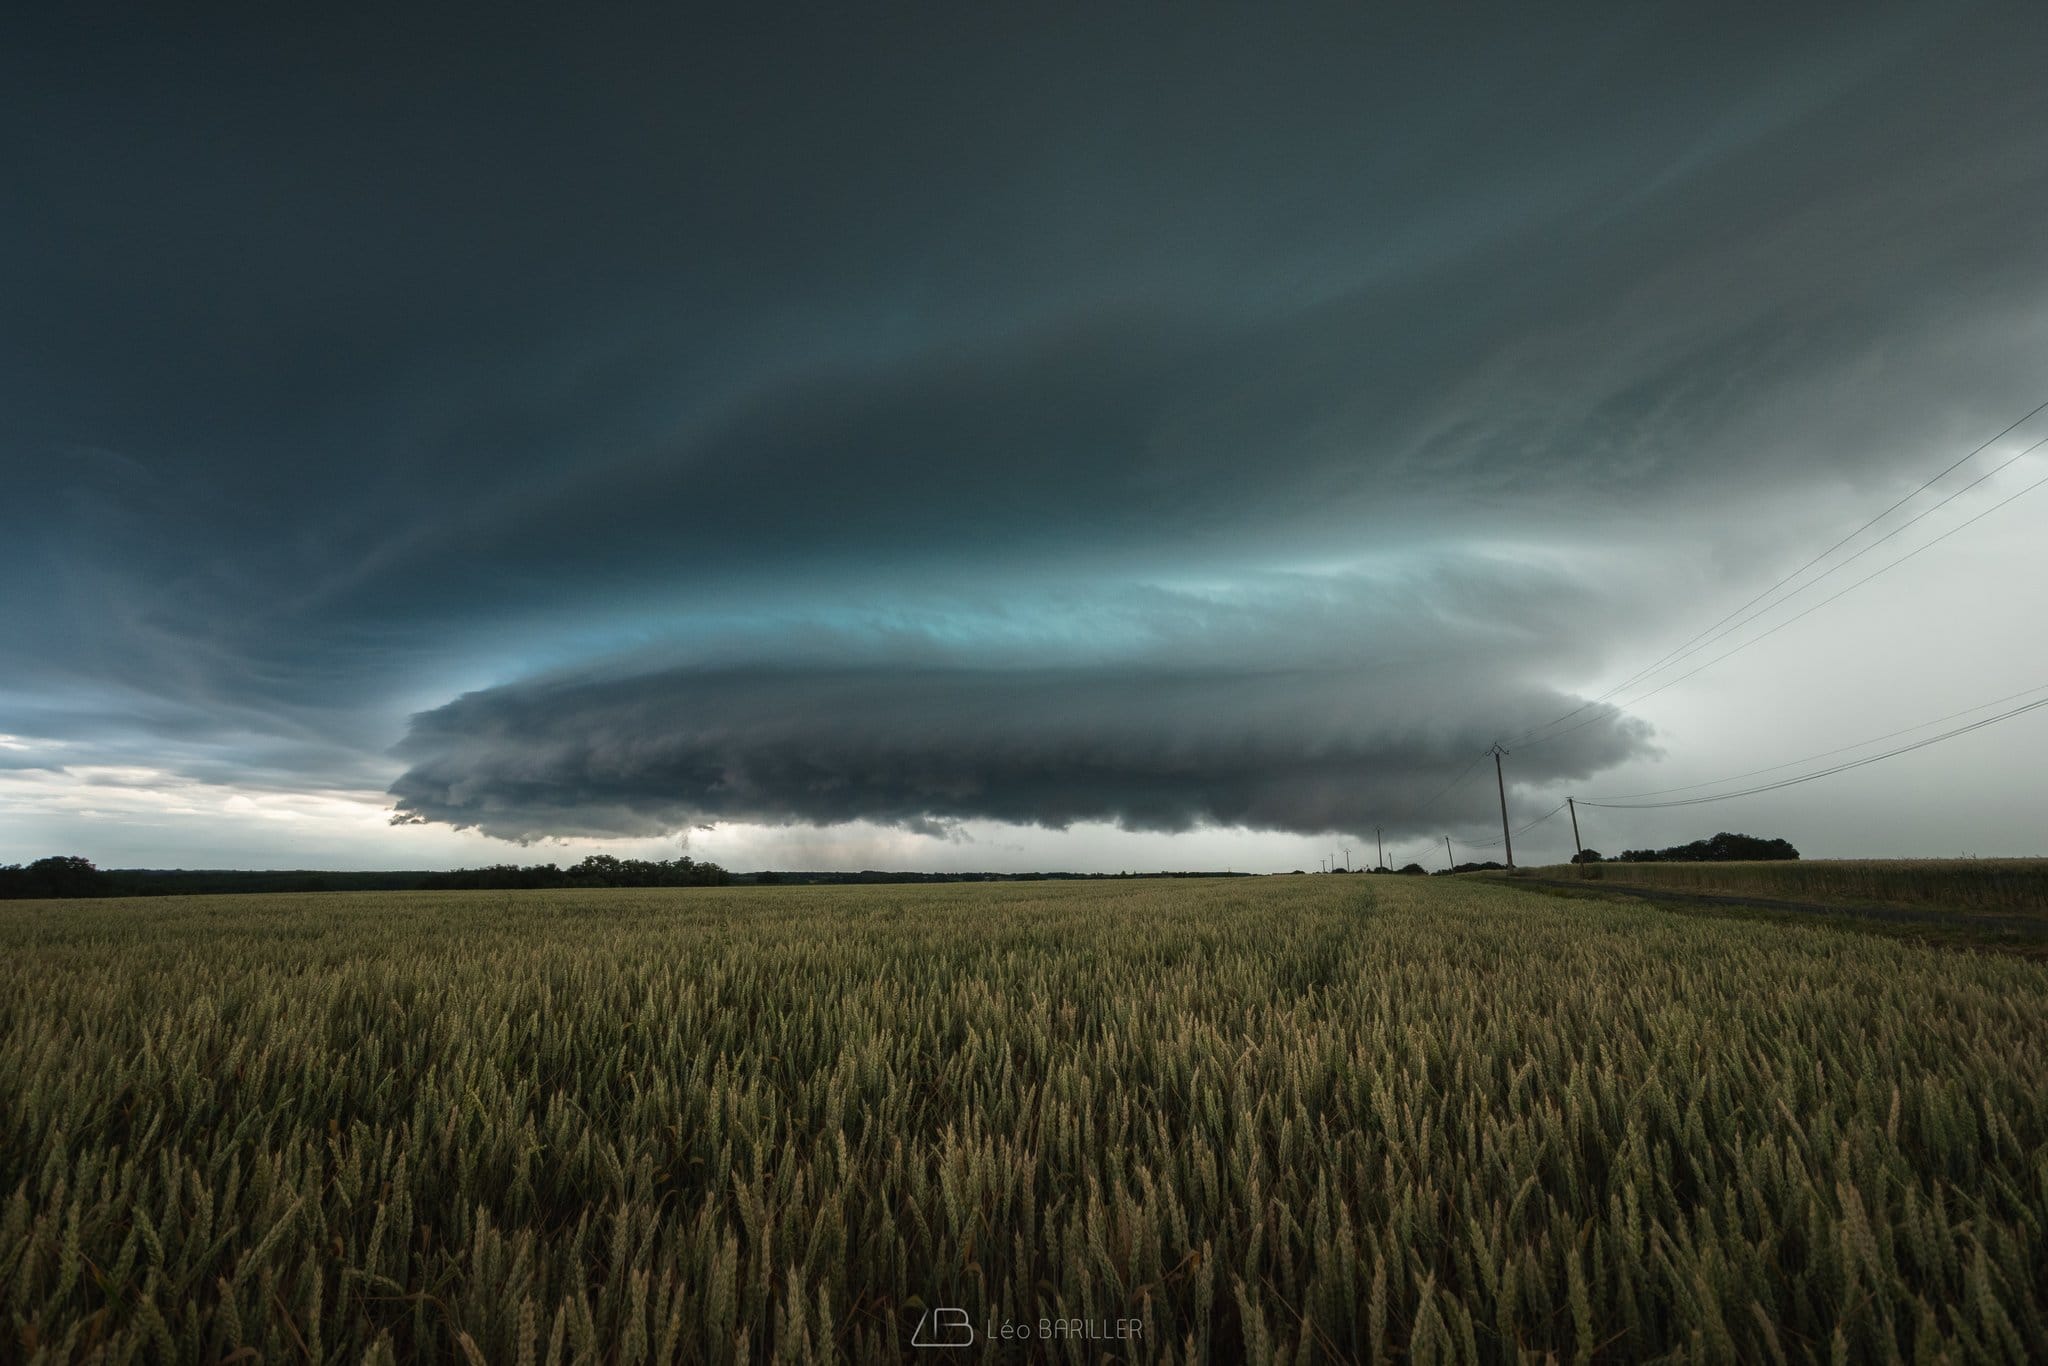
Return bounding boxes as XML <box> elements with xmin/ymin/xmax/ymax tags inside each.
<box><xmin>4</xmin><ymin>5</ymin><xmax>2047</xmax><ymax>873</ymax></box>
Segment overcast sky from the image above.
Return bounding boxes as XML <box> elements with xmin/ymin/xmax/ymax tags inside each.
<box><xmin>5</xmin><ymin>5</ymin><xmax>2047</xmax><ymax>873</ymax></box>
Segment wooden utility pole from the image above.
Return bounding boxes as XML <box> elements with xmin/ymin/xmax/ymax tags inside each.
<box><xmin>1568</xmin><ymin>797</ymin><xmax>1583</xmax><ymax>865</ymax></box>
<box><xmin>1488</xmin><ymin>743</ymin><xmax>1514</xmax><ymax>869</ymax></box>
<box><xmin>1444</xmin><ymin>835</ymin><xmax>1454</xmax><ymax>871</ymax></box>
<box><xmin>1375</xmin><ymin>827</ymin><xmax>1384</xmax><ymax>871</ymax></box>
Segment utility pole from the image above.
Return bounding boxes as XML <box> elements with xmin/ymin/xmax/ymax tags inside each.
<box><xmin>1488</xmin><ymin>743</ymin><xmax>1514</xmax><ymax>869</ymax></box>
<box><xmin>1444</xmin><ymin>835</ymin><xmax>1453</xmax><ymax>871</ymax></box>
<box><xmin>1568</xmin><ymin>797</ymin><xmax>1583</xmax><ymax>866</ymax></box>
<box><xmin>1375</xmin><ymin>826</ymin><xmax>1383</xmax><ymax>871</ymax></box>
<box><xmin>1342</xmin><ymin>845</ymin><xmax>1352</xmax><ymax>872</ymax></box>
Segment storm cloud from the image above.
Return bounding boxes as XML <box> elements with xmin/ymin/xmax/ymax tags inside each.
<box><xmin>7</xmin><ymin>6</ymin><xmax>2048</xmax><ymax>866</ymax></box>
<box><xmin>391</xmin><ymin>661</ymin><xmax>1641</xmax><ymax>842</ymax></box>
<box><xmin>388</xmin><ymin>570</ymin><xmax>1653</xmax><ymax>842</ymax></box>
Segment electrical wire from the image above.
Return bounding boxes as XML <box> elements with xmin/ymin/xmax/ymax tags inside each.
<box><xmin>1461</xmin><ymin>799</ymin><xmax>1569</xmax><ymax>849</ymax></box>
<box><xmin>1596</xmin><ymin>459</ymin><xmax>2048</xmax><ymax>714</ymax></box>
<box><xmin>1583</xmin><ymin>680</ymin><xmax>2048</xmax><ymax>801</ymax></box>
<box><xmin>1397</xmin><ymin>405</ymin><xmax>2048</xmax><ymax>839</ymax></box>
<box><xmin>1407</xmin><ymin>749</ymin><xmax>1491</xmax><ymax>820</ymax></box>
<box><xmin>1562</xmin><ymin>432</ymin><xmax>2048</xmax><ymax>706</ymax></box>
<box><xmin>1503</xmin><ymin>396</ymin><xmax>2048</xmax><ymax>749</ymax></box>
<box><xmin>1576</xmin><ymin>691</ymin><xmax>2048</xmax><ymax>809</ymax></box>
<box><xmin>1513</xmin><ymin>456</ymin><xmax>2048</xmax><ymax>753</ymax></box>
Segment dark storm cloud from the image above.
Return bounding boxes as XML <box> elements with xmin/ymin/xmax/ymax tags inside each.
<box><xmin>389</xmin><ymin>662</ymin><xmax>1645</xmax><ymax>843</ymax></box>
<box><xmin>6</xmin><ymin>5</ymin><xmax>2048</xmax><ymax>852</ymax></box>
<box><xmin>387</xmin><ymin>564</ymin><xmax>1654</xmax><ymax>840</ymax></box>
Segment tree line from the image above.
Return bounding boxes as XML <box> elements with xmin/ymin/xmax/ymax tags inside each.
<box><xmin>417</xmin><ymin>854</ymin><xmax>732</xmax><ymax>889</ymax></box>
<box><xmin>0</xmin><ymin>856</ymin><xmax>1264</xmax><ymax>898</ymax></box>
<box><xmin>1570</xmin><ymin>831</ymin><xmax>1800</xmax><ymax>865</ymax></box>
<box><xmin>0</xmin><ymin>854</ymin><xmax>732</xmax><ymax>898</ymax></box>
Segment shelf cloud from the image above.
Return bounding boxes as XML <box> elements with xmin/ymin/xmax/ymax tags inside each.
<box><xmin>390</xmin><ymin>657</ymin><xmax>1648</xmax><ymax>842</ymax></box>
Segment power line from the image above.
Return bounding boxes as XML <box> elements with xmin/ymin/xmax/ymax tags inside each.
<box><xmin>1504</xmin><ymin>396</ymin><xmax>2048</xmax><ymax>749</ymax></box>
<box><xmin>1515</xmin><ymin>453</ymin><xmax>2048</xmax><ymax>753</ymax></box>
<box><xmin>1576</xmin><ymin>691</ymin><xmax>2048</xmax><ymax>810</ymax></box>
<box><xmin>1407</xmin><ymin>749</ymin><xmax>1491</xmax><ymax>820</ymax></box>
<box><xmin>1510</xmin><ymin>400</ymin><xmax>2048</xmax><ymax>745</ymax></box>
<box><xmin>1462</xmin><ymin>799</ymin><xmax>1568</xmax><ymax>849</ymax></box>
<box><xmin>1404</xmin><ymin>403</ymin><xmax>2048</xmax><ymax>836</ymax></box>
<box><xmin>1584</xmin><ymin>680</ymin><xmax>2048</xmax><ymax>801</ymax></box>
<box><xmin>1598</xmin><ymin>458</ymin><xmax>2048</xmax><ymax>714</ymax></box>
<box><xmin>1574</xmin><ymin>431</ymin><xmax>2048</xmax><ymax>704</ymax></box>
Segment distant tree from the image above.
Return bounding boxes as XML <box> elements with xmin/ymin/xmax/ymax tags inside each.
<box><xmin>1396</xmin><ymin>862</ymin><xmax>1428</xmax><ymax>876</ymax></box>
<box><xmin>0</xmin><ymin>855</ymin><xmax>112</xmax><ymax>899</ymax></box>
<box><xmin>1698</xmin><ymin>832</ymin><xmax>1798</xmax><ymax>861</ymax></box>
<box><xmin>1617</xmin><ymin>832</ymin><xmax>1798</xmax><ymax>863</ymax></box>
<box><xmin>1571</xmin><ymin>849</ymin><xmax>1604</xmax><ymax>864</ymax></box>
<box><xmin>568</xmin><ymin>854</ymin><xmax>624</xmax><ymax>882</ymax></box>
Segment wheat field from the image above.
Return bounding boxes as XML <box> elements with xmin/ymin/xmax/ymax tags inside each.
<box><xmin>3</xmin><ymin>877</ymin><xmax>2045</xmax><ymax>1362</ymax></box>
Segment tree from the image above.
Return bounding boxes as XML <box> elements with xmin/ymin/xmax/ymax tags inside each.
<box><xmin>1616</xmin><ymin>832</ymin><xmax>1799</xmax><ymax>863</ymax></box>
<box><xmin>0</xmin><ymin>856</ymin><xmax>112</xmax><ymax>899</ymax></box>
<box><xmin>569</xmin><ymin>854</ymin><xmax>625</xmax><ymax>881</ymax></box>
<box><xmin>1570</xmin><ymin>848</ymin><xmax>1604</xmax><ymax>864</ymax></box>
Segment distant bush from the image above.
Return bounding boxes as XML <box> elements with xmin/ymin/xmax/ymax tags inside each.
<box><xmin>1571</xmin><ymin>848</ymin><xmax>1604</xmax><ymax>864</ymax></box>
<box><xmin>1616</xmin><ymin>832</ymin><xmax>1798</xmax><ymax>863</ymax></box>
<box><xmin>1396</xmin><ymin>862</ymin><xmax>1428</xmax><ymax>876</ymax></box>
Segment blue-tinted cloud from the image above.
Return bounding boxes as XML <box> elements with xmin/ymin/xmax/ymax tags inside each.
<box><xmin>6</xmin><ymin>6</ymin><xmax>2048</xmax><ymax>859</ymax></box>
